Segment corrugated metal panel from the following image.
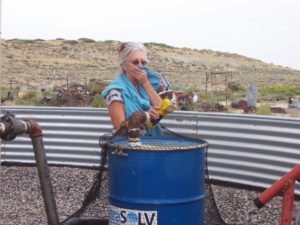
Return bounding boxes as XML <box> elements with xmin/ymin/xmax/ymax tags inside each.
<box><xmin>1</xmin><ymin>106</ymin><xmax>112</xmax><ymax>167</ymax></box>
<box><xmin>164</xmin><ymin>112</ymin><xmax>300</xmax><ymax>194</ymax></box>
<box><xmin>1</xmin><ymin>106</ymin><xmax>300</xmax><ymax>194</ymax></box>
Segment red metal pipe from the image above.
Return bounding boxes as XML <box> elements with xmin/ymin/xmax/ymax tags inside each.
<box><xmin>254</xmin><ymin>164</ymin><xmax>300</xmax><ymax>225</ymax></box>
<box><xmin>254</xmin><ymin>164</ymin><xmax>300</xmax><ymax>208</ymax></box>
<box><xmin>281</xmin><ymin>180</ymin><xmax>295</xmax><ymax>225</ymax></box>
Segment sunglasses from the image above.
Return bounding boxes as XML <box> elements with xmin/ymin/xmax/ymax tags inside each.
<box><xmin>132</xmin><ymin>59</ymin><xmax>147</xmax><ymax>66</ymax></box>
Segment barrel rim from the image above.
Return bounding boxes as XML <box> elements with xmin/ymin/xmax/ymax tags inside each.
<box><xmin>107</xmin><ymin>136</ymin><xmax>208</xmax><ymax>151</ymax></box>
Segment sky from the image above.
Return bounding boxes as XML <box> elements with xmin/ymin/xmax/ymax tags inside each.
<box><xmin>1</xmin><ymin>0</ymin><xmax>300</xmax><ymax>70</ymax></box>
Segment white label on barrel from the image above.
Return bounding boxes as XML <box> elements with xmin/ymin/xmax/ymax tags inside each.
<box><xmin>109</xmin><ymin>205</ymin><xmax>158</xmax><ymax>225</ymax></box>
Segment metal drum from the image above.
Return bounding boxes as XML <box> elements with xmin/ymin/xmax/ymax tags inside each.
<box><xmin>108</xmin><ymin>136</ymin><xmax>208</xmax><ymax>225</ymax></box>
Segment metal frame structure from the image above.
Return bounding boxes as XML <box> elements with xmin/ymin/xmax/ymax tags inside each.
<box><xmin>205</xmin><ymin>71</ymin><xmax>233</xmax><ymax>106</ymax></box>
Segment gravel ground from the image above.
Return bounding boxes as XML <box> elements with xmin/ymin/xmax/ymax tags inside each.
<box><xmin>0</xmin><ymin>165</ymin><xmax>299</xmax><ymax>225</ymax></box>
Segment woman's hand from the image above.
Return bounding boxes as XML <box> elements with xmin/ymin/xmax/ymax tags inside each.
<box><xmin>126</xmin><ymin>67</ymin><xmax>149</xmax><ymax>85</ymax></box>
<box><xmin>148</xmin><ymin>106</ymin><xmax>160</xmax><ymax>120</ymax></box>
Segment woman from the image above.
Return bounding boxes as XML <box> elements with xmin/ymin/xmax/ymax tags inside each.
<box><xmin>101</xmin><ymin>42</ymin><xmax>163</xmax><ymax>136</ymax></box>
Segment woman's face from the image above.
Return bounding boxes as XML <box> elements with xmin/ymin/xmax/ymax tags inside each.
<box><xmin>122</xmin><ymin>50</ymin><xmax>147</xmax><ymax>74</ymax></box>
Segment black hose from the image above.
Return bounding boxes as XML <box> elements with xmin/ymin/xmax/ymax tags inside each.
<box><xmin>32</xmin><ymin>136</ymin><xmax>60</xmax><ymax>225</ymax></box>
<box><xmin>62</xmin><ymin>218</ymin><xmax>108</xmax><ymax>225</ymax></box>
<box><xmin>204</xmin><ymin>143</ymin><xmax>228</xmax><ymax>225</ymax></box>
<box><xmin>60</xmin><ymin>145</ymin><xmax>108</xmax><ymax>225</ymax></box>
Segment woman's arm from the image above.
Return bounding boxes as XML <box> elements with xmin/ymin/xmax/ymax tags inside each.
<box><xmin>108</xmin><ymin>101</ymin><xmax>126</xmax><ymax>129</ymax></box>
<box><xmin>142</xmin><ymin>81</ymin><xmax>162</xmax><ymax>107</ymax></box>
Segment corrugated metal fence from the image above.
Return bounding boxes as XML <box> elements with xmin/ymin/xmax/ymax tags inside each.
<box><xmin>1</xmin><ymin>106</ymin><xmax>300</xmax><ymax>194</ymax></box>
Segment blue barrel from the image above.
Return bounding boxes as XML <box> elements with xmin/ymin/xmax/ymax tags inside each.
<box><xmin>108</xmin><ymin>136</ymin><xmax>207</xmax><ymax>225</ymax></box>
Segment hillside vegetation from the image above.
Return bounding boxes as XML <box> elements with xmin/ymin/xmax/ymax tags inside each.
<box><xmin>2</xmin><ymin>38</ymin><xmax>300</xmax><ymax>91</ymax></box>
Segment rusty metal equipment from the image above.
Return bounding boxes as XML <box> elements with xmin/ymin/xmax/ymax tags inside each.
<box><xmin>231</xmin><ymin>99</ymin><xmax>247</xmax><ymax>109</ymax></box>
<box><xmin>254</xmin><ymin>164</ymin><xmax>300</xmax><ymax>225</ymax></box>
<box><xmin>54</xmin><ymin>84</ymin><xmax>91</xmax><ymax>106</ymax></box>
<box><xmin>205</xmin><ymin>71</ymin><xmax>233</xmax><ymax>107</ymax></box>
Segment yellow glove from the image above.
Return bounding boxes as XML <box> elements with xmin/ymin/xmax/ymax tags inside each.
<box><xmin>146</xmin><ymin>98</ymin><xmax>176</xmax><ymax>128</ymax></box>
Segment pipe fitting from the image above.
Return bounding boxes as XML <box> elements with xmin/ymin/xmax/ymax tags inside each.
<box><xmin>26</xmin><ymin>119</ymin><xmax>43</xmax><ymax>138</ymax></box>
<box><xmin>0</xmin><ymin>112</ymin><xmax>27</xmax><ymax>141</ymax></box>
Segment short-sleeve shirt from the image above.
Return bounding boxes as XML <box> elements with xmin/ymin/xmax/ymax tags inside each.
<box><xmin>105</xmin><ymin>89</ymin><xmax>123</xmax><ymax>106</ymax></box>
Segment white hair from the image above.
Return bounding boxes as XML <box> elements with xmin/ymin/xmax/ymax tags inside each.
<box><xmin>119</xmin><ymin>42</ymin><xmax>148</xmax><ymax>66</ymax></box>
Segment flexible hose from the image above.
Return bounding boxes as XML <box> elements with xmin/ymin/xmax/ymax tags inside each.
<box><xmin>62</xmin><ymin>218</ymin><xmax>108</xmax><ymax>225</ymax></box>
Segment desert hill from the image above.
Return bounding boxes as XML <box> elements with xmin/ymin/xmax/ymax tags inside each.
<box><xmin>1</xmin><ymin>39</ymin><xmax>300</xmax><ymax>91</ymax></box>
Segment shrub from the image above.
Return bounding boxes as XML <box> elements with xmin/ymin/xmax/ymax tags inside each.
<box><xmin>228</xmin><ymin>81</ymin><xmax>243</xmax><ymax>92</ymax></box>
<box><xmin>87</xmin><ymin>81</ymin><xmax>105</xmax><ymax>95</ymax></box>
<box><xmin>259</xmin><ymin>85</ymin><xmax>300</xmax><ymax>100</ymax></box>
<box><xmin>144</xmin><ymin>42</ymin><xmax>174</xmax><ymax>49</ymax></box>
<box><xmin>63</xmin><ymin>40</ymin><xmax>78</xmax><ymax>45</ymax></box>
<box><xmin>6</xmin><ymin>54</ymin><xmax>13</xmax><ymax>59</ymax></box>
<box><xmin>1</xmin><ymin>87</ymin><xmax>14</xmax><ymax>102</ymax></box>
<box><xmin>291</xmin><ymin>112</ymin><xmax>300</xmax><ymax>118</ymax></box>
<box><xmin>78</xmin><ymin>38</ymin><xmax>96</xmax><ymax>43</ymax></box>
<box><xmin>26</xmin><ymin>90</ymin><xmax>37</xmax><ymax>99</ymax></box>
<box><xmin>10</xmin><ymin>39</ymin><xmax>35</xmax><ymax>44</ymax></box>
<box><xmin>103</xmin><ymin>40</ymin><xmax>115</xmax><ymax>44</ymax></box>
<box><xmin>90</xmin><ymin>95</ymin><xmax>106</xmax><ymax>108</ymax></box>
<box><xmin>256</xmin><ymin>104</ymin><xmax>272</xmax><ymax>115</ymax></box>
<box><xmin>185</xmin><ymin>84</ymin><xmax>199</xmax><ymax>93</ymax></box>
<box><xmin>15</xmin><ymin>90</ymin><xmax>42</xmax><ymax>105</ymax></box>
<box><xmin>172</xmin><ymin>84</ymin><xmax>181</xmax><ymax>91</ymax></box>
<box><xmin>203</xmin><ymin>92</ymin><xmax>219</xmax><ymax>107</ymax></box>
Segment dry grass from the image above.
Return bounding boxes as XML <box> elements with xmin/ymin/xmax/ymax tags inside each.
<box><xmin>31</xmin><ymin>56</ymin><xmax>91</xmax><ymax>65</ymax></box>
<box><xmin>1</xmin><ymin>39</ymin><xmax>300</xmax><ymax>90</ymax></box>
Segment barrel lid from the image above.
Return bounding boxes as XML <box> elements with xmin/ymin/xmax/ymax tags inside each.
<box><xmin>106</xmin><ymin>136</ymin><xmax>208</xmax><ymax>151</ymax></box>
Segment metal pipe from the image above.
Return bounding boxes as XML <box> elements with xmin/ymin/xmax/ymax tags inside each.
<box><xmin>0</xmin><ymin>122</ymin><xmax>5</xmax><ymax>133</ymax></box>
<box><xmin>254</xmin><ymin>164</ymin><xmax>300</xmax><ymax>209</ymax></box>
<box><xmin>26</xmin><ymin>120</ymin><xmax>60</xmax><ymax>225</ymax></box>
<box><xmin>281</xmin><ymin>180</ymin><xmax>295</xmax><ymax>225</ymax></box>
<box><xmin>31</xmin><ymin>136</ymin><xmax>60</xmax><ymax>225</ymax></box>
